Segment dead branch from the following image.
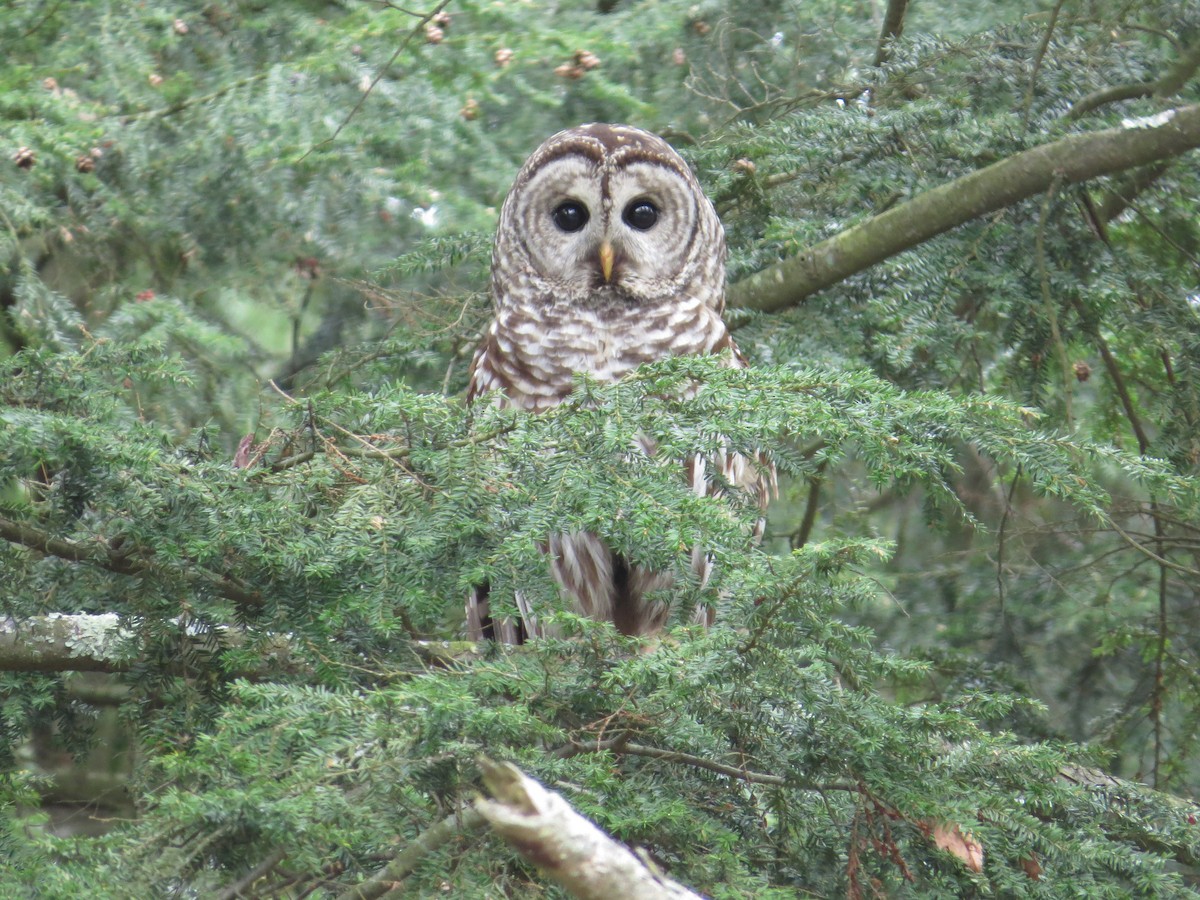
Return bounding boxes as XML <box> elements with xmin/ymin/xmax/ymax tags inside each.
<box><xmin>475</xmin><ymin>757</ymin><xmax>706</xmax><ymax>900</ymax></box>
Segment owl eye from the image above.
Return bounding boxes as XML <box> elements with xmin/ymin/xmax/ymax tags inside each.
<box><xmin>622</xmin><ymin>200</ymin><xmax>659</xmax><ymax>231</ymax></box>
<box><xmin>552</xmin><ymin>201</ymin><xmax>589</xmax><ymax>233</ymax></box>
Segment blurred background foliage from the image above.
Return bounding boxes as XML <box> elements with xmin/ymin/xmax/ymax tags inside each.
<box><xmin>3</xmin><ymin>0</ymin><xmax>1200</xmax><ymax>895</ymax></box>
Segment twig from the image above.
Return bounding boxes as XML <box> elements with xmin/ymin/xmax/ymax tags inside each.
<box><xmin>1035</xmin><ymin>178</ymin><xmax>1073</xmax><ymax>428</ymax></box>
<box><xmin>334</xmin><ymin>807</ymin><xmax>484</xmax><ymax>900</ymax></box>
<box><xmin>995</xmin><ymin>467</ymin><xmax>1022</xmax><ymax>615</ymax></box>
<box><xmin>298</xmin><ymin>1</ymin><xmax>453</xmax><ymax>162</ymax></box>
<box><xmin>1022</xmin><ymin>0</ymin><xmax>1066</xmax><ymax>128</ymax></box>
<box><xmin>1106</xmin><ymin>519</ymin><xmax>1200</xmax><ymax>579</ymax></box>
<box><xmin>216</xmin><ymin>849</ymin><xmax>287</xmax><ymax>900</ymax></box>
<box><xmin>0</xmin><ymin>514</ymin><xmax>262</xmax><ymax>607</ymax></box>
<box><xmin>557</xmin><ymin>736</ymin><xmax>813</xmax><ymax>789</ymax></box>
<box><xmin>791</xmin><ymin>459</ymin><xmax>828</xmax><ymax>549</ymax></box>
<box><xmin>117</xmin><ymin>72</ymin><xmax>271</xmax><ymax>122</ymax></box>
<box><xmin>1068</xmin><ymin>36</ymin><xmax>1200</xmax><ymax>120</ymax></box>
<box><xmin>618</xmin><ymin>742</ymin><xmax>787</xmax><ymax>786</ymax></box>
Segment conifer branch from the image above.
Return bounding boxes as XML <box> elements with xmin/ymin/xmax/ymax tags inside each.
<box><xmin>335</xmin><ymin>808</ymin><xmax>485</xmax><ymax>900</ymax></box>
<box><xmin>117</xmin><ymin>72</ymin><xmax>271</xmax><ymax>121</ymax></box>
<box><xmin>0</xmin><ymin>514</ymin><xmax>262</xmax><ymax>607</ymax></box>
<box><xmin>298</xmin><ymin>0</ymin><xmax>454</xmax><ymax>162</ymax></box>
<box><xmin>1067</xmin><ymin>36</ymin><xmax>1200</xmax><ymax>120</ymax></box>
<box><xmin>728</xmin><ymin>104</ymin><xmax>1200</xmax><ymax>313</ymax></box>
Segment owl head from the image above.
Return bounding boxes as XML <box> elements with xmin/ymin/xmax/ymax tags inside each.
<box><xmin>491</xmin><ymin>124</ymin><xmax>726</xmax><ymax>313</ymax></box>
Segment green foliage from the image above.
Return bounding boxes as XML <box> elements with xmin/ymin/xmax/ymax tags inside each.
<box><xmin>2</xmin><ymin>0</ymin><xmax>1200</xmax><ymax>896</ymax></box>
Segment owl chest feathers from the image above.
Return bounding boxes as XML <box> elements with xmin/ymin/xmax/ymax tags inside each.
<box><xmin>473</xmin><ymin>291</ymin><xmax>730</xmax><ymax>411</ymax></box>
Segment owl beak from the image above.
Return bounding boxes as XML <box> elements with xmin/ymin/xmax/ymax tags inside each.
<box><xmin>598</xmin><ymin>240</ymin><xmax>615</xmax><ymax>283</ymax></box>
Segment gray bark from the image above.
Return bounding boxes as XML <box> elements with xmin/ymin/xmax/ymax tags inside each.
<box><xmin>476</xmin><ymin>757</ymin><xmax>706</xmax><ymax>900</ymax></box>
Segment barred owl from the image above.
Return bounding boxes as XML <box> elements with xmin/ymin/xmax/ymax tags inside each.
<box><xmin>467</xmin><ymin>123</ymin><xmax>772</xmax><ymax>642</ymax></box>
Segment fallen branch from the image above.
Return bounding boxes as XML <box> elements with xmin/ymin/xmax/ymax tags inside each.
<box><xmin>728</xmin><ymin>103</ymin><xmax>1200</xmax><ymax>313</ymax></box>
<box><xmin>475</xmin><ymin>757</ymin><xmax>706</xmax><ymax>900</ymax></box>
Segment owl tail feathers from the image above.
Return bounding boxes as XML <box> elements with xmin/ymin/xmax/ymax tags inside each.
<box><xmin>466</xmin><ymin>582</ymin><xmax>537</xmax><ymax>644</ymax></box>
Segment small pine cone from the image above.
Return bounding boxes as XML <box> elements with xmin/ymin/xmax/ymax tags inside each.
<box><xmin>693</xmin><ymin>20</ymin><xmax>710</xmax><ymax>35</ymax></box>
<box><xmin>554</xmin><ymin>64</ymin><xmax>584</xmax><ymax>79</ymax></box>
<box><xmin>432</xmin><ymin>11</ymin><xmax>451</xmax><ymax>28</ymax></box>
<box><xmin>173</xmin><ymin>18</ymin><xmax>189</xmax><ymax>35</ymax></box>
<box><xmin>13</xmin><ymin>147</ymin><xmax>35</xmax><ymax>169</ymax></box>
<box><xmin>75</xmin><ymin>154</ymin><xmax>95</xmax><ymax>173</ymax></box>
<box><xmin>149</xmin><ymin>72</ymin><xmax>164</xmax><ymax>86</ymax></box>
<box><xmin>494</xmin><ymin>47</ymin><xmax>513</xmax><ymax>67</ymax></box>
<box><xmin>460</xmin><ymin>97</ymin><xmax>480</xmax><ymax>120</ymax></box>
<box><xmin>425</xmin><ymin>24</ymin><xmax>444</xmax><ymax>44</ymax></box>
<box><xmin>575</xmin><ymin>49</ymin><xmax>600</xmax><ymax>70</ymax></box>
<box><xmin>733</xmin><ymin>158</ymin><xmax>756</xmax><ymax>175</ymax></box>
<box><xmin>1073</xmin><ymin>361</ymin><xmax>1091</xmax><ymax>382</ymax></box>
<box><xmin>672</xmin><ymin>47</ymin><xmax>686</xmax><ymax>66</ymax></box>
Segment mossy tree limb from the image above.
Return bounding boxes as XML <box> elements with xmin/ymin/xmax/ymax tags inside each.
<box><xmin>728</xmin><ymin>103</ymin><xmax>1200</xmax><ymax>313</ymax></box>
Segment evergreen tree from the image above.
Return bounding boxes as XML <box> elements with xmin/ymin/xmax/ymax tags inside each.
<box><xmin>2</xmin><ymin>0</ymin><xmax>1200</xmax><ymax>895</ymax></box>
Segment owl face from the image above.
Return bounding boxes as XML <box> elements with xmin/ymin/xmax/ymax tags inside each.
<box><xmin>493</xmin><ymin>124</ymin><xmax>725</xmax><ymax>310</ymax></box>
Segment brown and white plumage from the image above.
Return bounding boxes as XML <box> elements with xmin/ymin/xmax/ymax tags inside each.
<box><xmin>467</xmin><ymin>124</ymin><xmax>773</xmax><ymax>642</ymax></box>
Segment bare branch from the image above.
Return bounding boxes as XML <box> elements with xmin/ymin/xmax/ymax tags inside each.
<box><xmin>623</xmin><ymin>742</ymin><xmax>787</xmax><ymax>787</ymax></box>
<box><xmin>215</xmin><ymin>850</ymin><xmax>287</xmax><ymax>900</ymax></box>
<box><xmin>0</xmin><ymin>613</ymin><xmax>464</xmax><ymax>675</ymax></box>
<box><xmin>0</xmin><ymin>613</ymin><xmax>133</xmax><ymax>673</ymax></box>
<box><xmin>728</xmin><ymin>104</ymin><xmax>1200</xmax><ymax>313</ymax></box>
<box><xmin>1095</xmin><ymin>161</ymin><xmax>1170</xmax><ymax>223</ymax></box>
<box><xmin>1022</xmin><ymin>0</ymin><xmax>1066</xmax><ymax>128</ymax></box>
<box><xmin>873</xmin><ymin>0</ymin><xmax>909</xmax><ymax>68</ymax></box>
<box><xmin>0</xmin><ymin>614</ymin><xmax>299</xmax><ymax>675</ymax></box>
<box><xmin>475</xmin><ymin>757</ymin><xmax>706</xmax><ymax>900</ymax></box>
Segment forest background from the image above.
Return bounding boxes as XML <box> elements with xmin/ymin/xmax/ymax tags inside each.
<box><xmin>2</xmin><ymin>0</ymin><xmax>1200</xmax><ymax>896</ymax></box>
